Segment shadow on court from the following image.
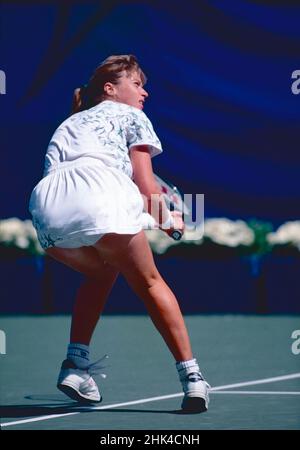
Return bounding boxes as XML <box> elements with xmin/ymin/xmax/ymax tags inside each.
<box><xmin>0</xmin><ymin>397</ymin><xmax>184</xmax><ymax>419</ymax></box>
<box><xmin>0</xmin><ymin>403</ymin><xmax>80</xmax><ymax>419</ymax></box>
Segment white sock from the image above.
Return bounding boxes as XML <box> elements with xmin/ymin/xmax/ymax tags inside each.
<box><xmin>67</xmin><ymin>343</ymin><xmax>90</xmax><ymax>369</ymax></box>
<box><xmin>176</xmin><ymin>358</ymin><xmax>201</xmax><ymax>379</ymax></box>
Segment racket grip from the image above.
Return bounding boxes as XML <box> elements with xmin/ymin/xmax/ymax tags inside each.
<box><xmin>141</xmin><ymin>213</ymin><xmax>183</xmax><ymax>240</ymax></box>
<box><xmin>170</xmin><ymin>230</ymin><xmax>183</xmax><ymax>241</ymax></box>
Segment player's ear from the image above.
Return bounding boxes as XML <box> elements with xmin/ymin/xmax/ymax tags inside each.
<box><xmin>103</xmin><ymin>82</ymin><xmax>116</xmax><ymax>97</ymax></box>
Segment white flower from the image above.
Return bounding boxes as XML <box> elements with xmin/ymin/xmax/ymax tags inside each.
<box><xmin>204</xmin><ymin>218</ymin><xmax>254</xmax><ymax>247</ymax></box>
<box><xmin>267</xmin><ymin>221</ymin><xmax>300</xmax><ymax>250</ymax></box>
<box><xmin>0</xmin><ymin>217</ymin><xmax>44</xmax><ymax>253</ymax></box>
<box><xmin>15</xmin><ymin>236</ymin><xmax>29</xmax><ymax>248</ymax></box>
<box><xmin>0</xmin><ymin>218</ymin><xmax>27</xmax><ymax>247</ymax></box>
<box><xmin>145</xmin><ymin>218</ymin><xmax>255</xmax><ymax>253</ymax></box>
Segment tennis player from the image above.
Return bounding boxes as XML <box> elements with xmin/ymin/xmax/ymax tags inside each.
<box><xmin>29</xmin><ymin>55</ymin><xmax>210</xmax><ymax>413</ymax></box>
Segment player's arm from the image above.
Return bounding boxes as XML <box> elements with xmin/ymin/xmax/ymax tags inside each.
<box><xmin>130</xmin><ymin>145</ymin><xmax>171</xmax><ymax>228</ymax></box>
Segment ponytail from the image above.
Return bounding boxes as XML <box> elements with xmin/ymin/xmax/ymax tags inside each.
<box><xmin>70</xmin><ymin>85</ymin><xmax>87</xmax><ymax>115</ymax></box>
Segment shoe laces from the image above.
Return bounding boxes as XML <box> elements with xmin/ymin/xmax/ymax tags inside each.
<box><xmin>86</xmin><ymin>354</ymin><xmax>109</xmax><ymax>379</ymax></box>
<box><xmin>183</xmin><ymin>371</ymin><xmax>211</xmax><ymax>390</ymax></box>
<box><xmin>186</xmin><ymin>372</ymin><xmax>204</xmax><ymax>382</ymax></box>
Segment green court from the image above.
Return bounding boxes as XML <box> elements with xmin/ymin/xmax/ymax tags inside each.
<box><xmin>1</xmin><ymin>314</ymin><xmax>299</xmax><ymax>430</ymax></box>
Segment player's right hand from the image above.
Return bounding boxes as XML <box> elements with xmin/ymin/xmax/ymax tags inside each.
<box><xmin>164</xmin><ymin>211</ymin><xmax>185</xmax><ymax>238</ymax></box>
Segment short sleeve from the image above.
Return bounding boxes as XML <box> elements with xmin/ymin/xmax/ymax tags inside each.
<box><xmin>126</xmin><ymin>109</ymin><xmax>163</xmax><ymax>158</ymax></box>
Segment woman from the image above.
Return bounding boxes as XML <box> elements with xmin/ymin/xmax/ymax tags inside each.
<box><xmin>29</xmin><ymin>54</ymin><xmax>210</xmax><ymax>413</ymax></box>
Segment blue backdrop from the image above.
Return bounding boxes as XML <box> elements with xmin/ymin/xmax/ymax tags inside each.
<box><xmin>1</xmin><ymin>0</ymin><xmax>300</xmax><ymax>225</ymax></box>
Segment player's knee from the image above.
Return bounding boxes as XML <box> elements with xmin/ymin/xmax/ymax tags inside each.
<box><xmin>124</xmin><ymin>266</ymin><xmax>161</xmax><ymax>292</ymax></box>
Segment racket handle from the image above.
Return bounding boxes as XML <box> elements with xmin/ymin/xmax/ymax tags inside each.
<box><xmin>170</xmin><ymin>230</ymin><xmax>183</xmax><ymax>241</ymax></box>
<box><xmin>141</xmin><ymin>213</ymin><xmax>183</xmax><ymax>240</ymax></box>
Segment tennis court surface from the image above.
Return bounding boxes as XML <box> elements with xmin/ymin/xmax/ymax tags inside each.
<box><xmin>0</xmin><ymin>314</ymin><xmax>299</xmax><ymax>430</ymax></box>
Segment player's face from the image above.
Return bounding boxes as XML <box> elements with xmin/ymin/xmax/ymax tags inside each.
<box><xmin>109</xmin><ymin>70</ymin><xmax>148</xmax><ymax>110</ymax></box>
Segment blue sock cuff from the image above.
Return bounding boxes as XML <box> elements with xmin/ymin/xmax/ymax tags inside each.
<box><xmin>67</xmin><ymin>343</ymin><xmax>90</xmax><ymax>363</ymax></box>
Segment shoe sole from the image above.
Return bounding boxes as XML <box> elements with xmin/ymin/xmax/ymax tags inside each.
<box><xmin>181</xmin><ymin>396</ymin><xmax>208</xmax><ymax>414</ymax></box>
<box><xmin>57</xmin><ymin>383</ymin><xmax>102</xmax><ymax>404</ymax></box>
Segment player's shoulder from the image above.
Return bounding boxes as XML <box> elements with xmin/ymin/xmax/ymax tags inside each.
<box><xmin>95</xmin><ymin>100</ymin><xmax>150</xmax><ymax>120</ymax></box>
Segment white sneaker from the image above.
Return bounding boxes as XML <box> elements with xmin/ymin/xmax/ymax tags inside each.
<box><xmin>179</xmin><ymin>369</ymin><xmax>210</xmax><ymax>413</ymax></box>
<box><xmin>57</xmin><ymin>355</ymin><xmax>108</xmax><ymax>404</ymax></box>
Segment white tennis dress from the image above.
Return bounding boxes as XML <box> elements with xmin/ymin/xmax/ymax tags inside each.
<box><xmin>29</xmin><ymin>100</ymin><xmax>162</xmax><ymax>249</ymax></box>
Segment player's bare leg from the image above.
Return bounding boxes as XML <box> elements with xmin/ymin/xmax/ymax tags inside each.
<box><xmin>46</xmin><ymin>245</ymin><xmax>120</xmax><ymax>404</ymax></box>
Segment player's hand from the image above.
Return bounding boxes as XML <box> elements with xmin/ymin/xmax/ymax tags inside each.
<box><xmin>164</xmin><ymin>211</ymin><xmax>185</xmax><ymax>238</ymax></box>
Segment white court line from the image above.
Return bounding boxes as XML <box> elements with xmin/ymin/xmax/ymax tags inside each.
<box><xmin>209</xmin><ymin>372</ymin><xmax>300</xmax><ymax>391</ymax></box>
<box><xmin>212</xmin><ymin>390</ymin><xmax>300</xmax><ymax>395</ymax></box>
<box><xmin>1</xmin><ymin>372</ymin><xmax>300</xmax><ymax>428</ymax></box>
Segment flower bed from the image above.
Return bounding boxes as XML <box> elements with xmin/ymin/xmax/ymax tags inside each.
<box><xmin>0</xmin><ymin>217</ymin><xmax>300</xmax><ymax>258</ymax></box>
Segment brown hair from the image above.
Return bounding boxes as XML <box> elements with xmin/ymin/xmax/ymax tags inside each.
<box><xmin>71</xmin><ymin>54</ymin><xmax>147</xmax><ymax>114</ymax></box>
